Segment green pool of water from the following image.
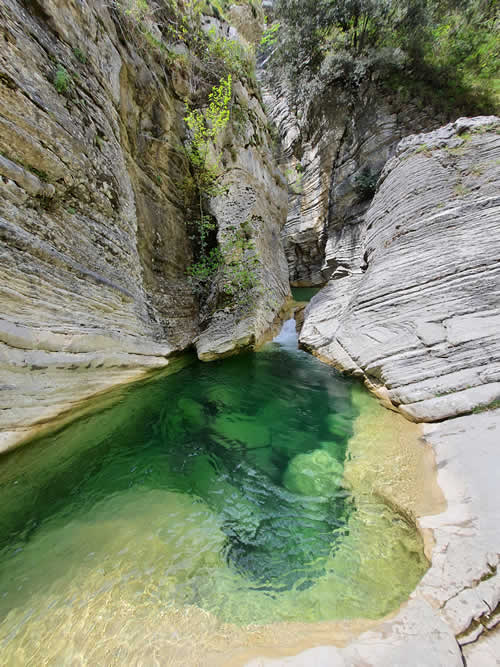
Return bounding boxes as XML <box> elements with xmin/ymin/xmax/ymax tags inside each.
<box><xmin>0</xmin><ymin>321</ymin><xmax>428</xmax><ymax>657</ymax></box>
<box><xmin>291</xmin><ymin>287</ymin><xmax>322</xmax><ymax>302</ymax></box>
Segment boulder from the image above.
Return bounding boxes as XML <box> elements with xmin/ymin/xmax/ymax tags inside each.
<box><xmin>283</xmin><ymin>449</ymin><xmax>344</xmax><ymax>497</ymax></box>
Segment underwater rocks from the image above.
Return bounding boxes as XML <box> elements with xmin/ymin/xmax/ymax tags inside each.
<box><xmin>283</xmin><ymin>450</ymin><xmax>344</xmax><ymax>497</ymax></box>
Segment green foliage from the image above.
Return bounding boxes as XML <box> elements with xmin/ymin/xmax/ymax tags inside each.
<box><xmin>231</xmin><ymin>102</ymin><xmax>250</xmax><ymax>136</ymax></box>
<box><xmin>205</xmin><ymin>27</ymin><xmax>254</xmax><ymax>80</ymax></box>
<box><xmin>186</xmin><ymin>222</ymin><xmax>261</xmax><ymax>306</ymax></box>
<box><xmin>260</xmin><ymin>20</ymin><xmax>280</xmax><ymax>47</ymax></box>
<box><xmin>183</xmin><ymin>76</ymin><xmax>244</xmax><ymax>299</ymax></box>
<box><xmin>30</xmin><ymin>166</ymin><xmax>50</xmax><ymax>182</ymax></box>
<box><xmin>354</xmin><ymin>167</ymin><xmax>379</xmax><ymax>200</ymax></box>
<box><xmin>268</xmin><ymin>0</ymin><xmax>498</xmax><ymax>114</ymax></box>
<box><xmin>53</xmin><ymin>66</ymin><xmax>72</xmax><ymax>94</ymax></box>
<box><xmin>285</xmin><ymin>164</ymin><xmax>304</xmax><ymax>195</ymax></box>
<box><xmin>202</xmin><ymin>0</ymin><xmax>226</xmax><ymax>20</ymax></box>
<box><xmin>110</xmin><ymin>2</ymin><xmax>262</xmax><ymax>308</ymax></box>
<box><xmin>187</xmin><ymin>245</ymin><xmax>223</xmax><ymax>283</ymax></box>
<box><xmin>111</xmin><ymin>0</ymin><xmax>258</xmax><ymax>96</ymax></box>
<box><xmin>188</xmin><ymin>75</ymin><xmax>232</xmax><ymax>146</ymax></box>
<box><xmin>73</xmin><ymin>47</ymin><xmax>87</xmax><ymax>64</ymax></box>
<box><xmin>219</xmin><ymin>225</ymin><xmax>260</xmax><ymax>299</ymax></box>
<box><xmin>111</xmin><ymin>0</ymin><xmax>203</xmax><ymax>63</ymax></box>
<box><xmin>187</xmin><ymin>214</ymin><xmax>218</xmax><ymax>259</ymax></box>
<box><xmin>424</xmin><ymin>0</ymin><xmax>499</xmax><ymax>108</ymax></box>
<box><xmin>184</xmin><ymin>74</ymin><xmax>232</xmax><ymax>209</ymax></box>
<box><xmin>124</xmin><ymin>0</ymin><xmax>149</xmax><ymax>20</ymax></box>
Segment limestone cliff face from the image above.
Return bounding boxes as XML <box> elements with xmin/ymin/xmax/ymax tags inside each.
<box><xmin>266</xmin><ymin>82</ymin><xmax>445</xmax><ymax>286</ymax></box>
<box><xmin>300</xmin><ymin>116</ymin><xmax>500</xmax><ymax>422</ymax></box>
<box><xmin>0</xmin><ymin>0</ymin><xmax>289</xmax><ymax>451</ymax></box>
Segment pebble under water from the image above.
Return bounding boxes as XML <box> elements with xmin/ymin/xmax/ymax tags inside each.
<box><xmin>0</xmin><ymin>320</ymin><xmax>429</xmax><ymax>662</ymax></box>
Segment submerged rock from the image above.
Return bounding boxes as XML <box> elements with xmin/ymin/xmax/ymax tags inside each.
<box><xmin>177</xmin><ymin>398</ymin><xmax>206</xmax><ymax>429</ymax></box>
<box><xmin>326</xmin><ymin>413</ymin><xmax>353</xmax><ymax>438</ymax></box>
<box><xmin>212</xmin><ymin>414</ymin><xmax>271</xmax><ymax>449</ymax></box>
<box><xmin>283</xmin><ymin>449</ymin><xmax>344</xmax><ymax>497</ymax></box>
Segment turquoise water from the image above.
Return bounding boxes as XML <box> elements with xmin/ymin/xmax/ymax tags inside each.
<box><xmin>291</xmin><ymin>287</ymin><xmax>321</xmax><ymax>301</ymax></box>
<box><xmin>0</xmin><ymin>320</ymin><xmax>428</xmax><ymax>661</ymax></box>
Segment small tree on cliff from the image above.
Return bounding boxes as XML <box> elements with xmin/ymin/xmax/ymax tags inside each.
<box><xmin>183</xmin><ymin>75</ymin><xmax>260</xmax><ymax>305</ymax></box>
<box><xmin>183</xmin><ymin>75</ymin><xmax>231</xmax><ymax>286</ymax></box>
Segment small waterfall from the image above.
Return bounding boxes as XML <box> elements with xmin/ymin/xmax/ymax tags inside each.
<box><xmin>272</xmin><ymin>317</ymin><xmax>298</xmax><ymax>348</ymax></box>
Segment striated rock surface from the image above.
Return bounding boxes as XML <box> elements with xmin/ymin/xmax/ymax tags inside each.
<box><xmin>196</xmin><ymin>78</ymin><xmax>290</xmax><ymax>359</ymax></box>
<box><xmin>0</xmin><ymin>0</ymin><xmax>289</xmax><ymax>451</ymax></box>
<box><xmin>300</xmin><ymin>116</ymin><xmax>500</xmax><ymax>422</ymax></box>
<box><xmin>265</xmin><ymin>82</ymin><xmax>444</xmax><ymax>286</ymax></box>
<box><xmin>418</xmin><ymin>410</ymin><xmax>500</xmax><ymax>655</ymax></box>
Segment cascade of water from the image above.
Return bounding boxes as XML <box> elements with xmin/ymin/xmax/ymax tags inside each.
<box><xmin>272</xmin><ymin>317</ymin><xmax>298</xmax><ymax>348</ymax></box>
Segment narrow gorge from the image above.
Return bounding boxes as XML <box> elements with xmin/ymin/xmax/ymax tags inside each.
<box><xmin>0</xmin><ymin>1</ymin><xmax>499</xmax><ymax>666</ymax></box>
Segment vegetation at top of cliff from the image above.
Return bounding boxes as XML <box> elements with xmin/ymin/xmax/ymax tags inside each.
<box><xmin>111</xmin><ymin>0</ymin><xmax>258</xmax><ymax>97</ymax></box>
<box><xmin>264</xmin><ymin>0</ymin><xmax>499</xmax><ymax>116</ymax></box>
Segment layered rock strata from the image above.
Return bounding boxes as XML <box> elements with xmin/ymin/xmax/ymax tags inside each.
<box><xmin>300</xmin><ymin>116</ymin><xmax>500</xmax><ymax>422</ymax></box>
<box><xmin>265</xmin><ymin>82</ymin><xmax>445</xmax><ymax>286</ymax></box>
<box><xmin>0</xmin><ymin>0</ymin><xmax>289</xmax><ymax>451</ymax></box>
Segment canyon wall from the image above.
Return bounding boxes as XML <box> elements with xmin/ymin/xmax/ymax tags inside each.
<box><xmin>0</xmin><ymin>0</ymin><xmax>289</xmax><ymax>451</ymax></box>
<box><xmin>266</xmin><ymin>81</ymin><xmax>446</xmax><ymax>286</ymax></box>
<box><xmin>300</xmin><ymin>116</ymin><xmax>500</xmax><ymax>422</ymax></box>
<box><xmin>294</xmin><ymin>115</ymin><xmax>500</xmax><ymax>663</ymax></box>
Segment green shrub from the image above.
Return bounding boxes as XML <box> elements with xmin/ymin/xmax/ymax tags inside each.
<box><xmin>205</xmin><ymin>27</ymin><xmax>254</xmax><ymax>80</ymax></box>
<box><xmin>187</xmin><ymin>245</ymin><xmax>224</xmax><ymax>285</ymax></box>
<box><xmin>73</xmin><ymin>47</ymin><xmax>87</xmax><ymax>64</ymax></box>
<box><xmin>267</xmin><ymin>0</ymin><xmax>498</xmax><ymax>115</ymax></box>
<box><xmin>219</xmin><ymin>225</ymin><xmax>260</xmax><ymax>300</ymax></box>
<box><xmin>111</xmin><ymin>0</ymin><xmax>259</xmax><ymax>101</ymax></box>
<box><xmin>260</xmin><ymin>20</ymin><xmax>280</xmax><ymax>48</ymax></box>
<box><xmin>183</xmin><ymin>76</ymin><xmax>233</xmax><ymax>292</ymax></box>
<box><xmin>53</xmin><ymin>66</ymin><xmax>72</xmax><ymax>94</ymax></box>
<box><xmin>354</xmin><ymin>167</ymin><xmax>379</xmax><ymax>200</ymax></box>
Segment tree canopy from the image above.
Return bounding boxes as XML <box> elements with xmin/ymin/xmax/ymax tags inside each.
<box><xmin>265</xmin><ymin>0</ymin><xmax>499</xmax><ymax>115</ymax></box>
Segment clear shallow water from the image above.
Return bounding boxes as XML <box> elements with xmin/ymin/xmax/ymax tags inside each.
<box><xmin>0</xmin><ymin>321</ymin><xmax>429</xmax><ymax>662</ymax></box>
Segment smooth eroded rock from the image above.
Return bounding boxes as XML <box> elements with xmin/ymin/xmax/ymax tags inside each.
<box><xmin>300</xmin><ymin>116</ymin><xmax>500</xmax><ymax>422</ymax></box>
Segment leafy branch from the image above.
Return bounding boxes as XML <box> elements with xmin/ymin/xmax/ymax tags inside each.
<box><xmin>182</xmin><ymin>75</ymin><xmax>233</xmax><ymax>292</ymax></box>
<box><xmin>184</xmin><ymin>74</ymin><xmax>232</xmax><ymax>222</ymax></box>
